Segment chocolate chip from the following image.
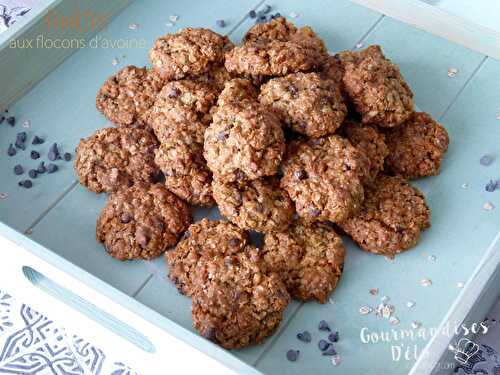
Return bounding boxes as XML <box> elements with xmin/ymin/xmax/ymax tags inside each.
<box><xmin>19</xmin><ymin>180</ymin><xmax>32</xmax><ymax>189</ymax></box>
<box><xmin>6</xmin><ymin>116</ymin><xmax>15</xmax><ymax>126</ymax></box>
<box><xmin>288</xmin><ymin>84</ymin><xmax>299</xmax><ymax>98</ymax></box>
<box><xmin>318</xmin><ymin>320</ymin><xmax>331</xmax><ymax>332</ymax></box>
<box><xmin>328</xmin><ymin>331</ymin><xmax>339</xmax><ymax>343</ymax></box>
<box><xmin>203</xmin><ymin>327</ymin><xmax>217</xmax><ymax>341</ymax></box>
<box><xmin>309</xmin><ymin>208</ymin><xmax>321</xmax><ymax>217</ymax></box>
<box><xmin>318</xmin><ymin>339</ymin><xmax>330</xmax><ymax>351</ymax></box>
<box><xmin>30</xmin><ymin>150</ymin><xmax>40</xmax><ymax>160</ymax></box>
<box><xmin>229</xmin><ymin>238</ymin><xmax>240</xmax><ymax>247</ymax></box>
<box><xmin>16</xmin><ymin>132</ymin><xmax>27</xmax><ymax>142</ymax></box>
<box><xmin>47</xmin><ymin>164</ymin><xmax>58</xmax><ymax>173</ymax></box>
<box><xmin>135</xmin><ymin>227</ymin><xmax>150</xmax><ymax>247</ymax></box>
<box><xmin>261</xmin><ymin>4</ymin><xmax>272</xmax><ymax>13</ymax></box>
<box><xmin>7</xmin><ymin>144</ymin><xmax>16</xmax><ymax>156</ymax></box>
<box><xmin>167</xmin><ymin>86</ymin><xmax>181</xmax><ymax>98</ymax></box>
<box><xmin>486</xmin><ymin>180</ymin><xmax>497</xmax><ymax>192</ymax></box>
<box><xmin>48</xmin><ymin>150</ymin><xmax>58</xmax><ymax>161</ymax></box>
<box><xmin>49</xmin><ymin>142</ymin><xmax>59</xmax><ymax>154</ymax></box>
<box><xmin>216</xmin><ymin>131</ymin><xmax>228</xmax><ymax>141</ymax></box>
<box><xmin>295</xmin><ymin>170</ymin><xmax>307</xmax><ymax>180</ymax></box>
<box><xmin>480</xmin><ymin>154</ymin><xmax>494</xmax><ymax>166</ymax></box>
<box><xmin>32</xmin><ymin>136</ymin><xmax>44</xmax><ymax>145</ymax></box>
<box><xmin>216</xmin><ymin>19</ymin><xmax>226</xmax><ymax>27</ymax></box>
<box><xmin>15</xmin><ymin>139</ymin><xmax>25</xmax><ymax>150</ymax></box>
<box><xmin>28</xmin><ymin>170</ymin><xmax>38</xmax><ymax>179</ymax></box>
<box><xmin>322</xmin><ymin>346</ymin><xmax>337</xmax><ymax>356</ymax></box>
<box><xmin>121</xmin><ymin>213</ymin><xmax>132</xmax><ymax>224</ymax></box>
<box><xmin>248</xmin><ymin>10</ymin><xmax>257</xmax><ymax>18</ymax></box>
<box><xmin>297</xmin><ymin>331</ymin><xmax>311</xmax><ymax>343</ymax></box>
<box><xmin>14</xmin><ymin>165</ymin><xmax>24</xmax><ymax>175</ymax></box>
<box><xmin>63</xmin><ymin>152</ymin><xmax>72</xmax><ymax>161</ymax></box>
<box><xmin>256</xmin><ymin>15</ymin><xmax>267</xmax><ymax>23</ymax></box>
<box><xmin>0</xmin><ymin>116</ymin><xmax>4</xmax><ymax>124</ymax></box>
<box><xmin>37</xmin><ymin>162</ymin><xmax>46</xmax><ymax>174</ymax></box>
<box><xmin>286</xmin><ymin>349</ymin><xmax>299</xmax><ymax>362</ymax></box>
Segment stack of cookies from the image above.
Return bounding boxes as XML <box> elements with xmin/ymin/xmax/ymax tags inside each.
<box><xmin>74</xmin><ymin>17</ymin><xmax>449</xmax><ymax>349</ymax></box>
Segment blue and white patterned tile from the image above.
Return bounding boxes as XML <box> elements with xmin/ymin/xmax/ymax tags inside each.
<box><xmin>0</xmin><ymin>289</ymin><xmax>140</xmax><ymax>375</ymax></box>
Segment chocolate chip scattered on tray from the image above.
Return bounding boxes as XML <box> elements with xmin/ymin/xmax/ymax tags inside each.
<box><xmin>32</xmin><ymin>136</ymin><xmax>44</xmax><ymax>145</ymax></box>
<box><xmin>47</xmin><ymin>164</ymin><xmax>58</xmax><ymax>174</ymax></box>
<box><xmin>30</xmin><ymin>150</ymin><xmax>40</xmax><ymax>160</ymax></box>
<box><xmin>7</xmin><ymin>144</ymin><xmax>16</xmax><ymax>156</ymax></box>
<box><xmin>286</xmin><ymin>349</ymin><xmax>299</xmax><ymax>362</ymax></box>
<box><xmin>13</xmin><ymin>165</ymin><xmax>24</xmax><ymax>175</ymax></box>
<box><xmin>6</xmin><ymin>116</ymin><xmax>15</xmax><ymax>126</ymax></box>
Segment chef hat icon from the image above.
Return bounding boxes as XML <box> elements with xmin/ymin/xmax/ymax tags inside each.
<box><xmin>454</xmin><ymin>338</ymin><xmax>479</xmax><ymax>364</ymax></box>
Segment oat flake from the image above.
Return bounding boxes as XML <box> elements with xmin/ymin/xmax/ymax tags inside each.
<box><xmin>22</xmin><ymin>120</ymin><xmax>31</xmax><ymax>128</ymax></box>
<box><xmin>289</xmin><ymin>11</ymin><xmax>299</xmax><ymax>18</ymax></box>
<box><xmin>420</xmin><ymin>278</ymin><xmax>432</xmax><ymax>287</ymax></box>
<box><xmin>359</xmin><ymin>306</ymin><xmax>373</xmax><ymax>315</ymax></box>
<box><xmin>0</xmin><ymin>192</ymin><xmax>8</xmax><ymax>199</ymax></box>
<box><xmin>407</xmin><ymin>301</ymin><xmax>416</xmax><ymax>308</ymax></box>
<box><xmin>483</xmin><ymin>201</ymin><xmax>495</xmax><ymax>211</ymax></box>
<box><xmin>331</xmin><ymin>354</ymin><xmax>342</xmax><ymax>366</ymax></box>
<box><xmin>461</xmin><ymin>183</ymin><xmax>469</xmax><ymax>189</ymax></box>
<box><xmin>389</xmin><ymin>316</ymin><xmax>400</xmax><ymax>325</ymax></box>
<box><xmin>128</xmin><ymin>23</ymin><xmax>139</xmax><ymax>30</ymax></box>
<box><xmin>111</xmin><ymin>58</ymin><xmax>119</xmax><ymax>66</ymax></box>
<box><xmin>428</xmin><ymin>255</ymin><xmax>436</xmax><ymax>262</ymax></box>
<box><xmin>355</xmin><ymin>42</ymin><xmax>363</xmax><ymax>49</ymax></box>
<box><xmin>457</xmin><ymin>281</ymin><xmax>465</xmax><ymax>289</ymax></box>
<box><xmin>447</xmin><ymin>67</ymin><xmax>458</xmax><ymax>77</ymax></box>
<box><xmin>411</xmin><ymin>321</ymin><xmax>422</xmax><ymax>329</ymax></box>
<box><xmin>169</xmin><ymin>15</ymin><xmax>179</xmax><ymax>22</ymax></box>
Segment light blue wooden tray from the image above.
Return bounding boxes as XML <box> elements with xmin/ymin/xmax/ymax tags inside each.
<box><xmin>0</xmin><ymin>0</ymin><xmax>499</xmax><ymax>373</ymax></box>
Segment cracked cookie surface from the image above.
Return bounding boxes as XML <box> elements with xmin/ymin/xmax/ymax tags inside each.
<box><xmin>204</xmin><ymin>101</ymin><xmax>285</xmax><ymax>182</ymax></box>
<box><xmin>191</xmin><ymin>245</ymin><xmax>290</xmax><ymax>349</ymax></box>
<box><xmin>339</xmin><ymin>174</ymin><xmax>430</xmax><ymax>256</ymax></box>
<box><xmin>213</xmin><ymin>177</ymin><xmax>294</xmax><ymax>233</ymax></box>
<box><xmin>262</xmin><ymin>219</ymin><xmax>345</xmax><ymax>303</ymax></box>
<box><xmin>385</xmin><ymin>112</ymin><xmax>449</xmax><ymax>179</ymax></box>
<box><xmin>338</xmin><ymin>45</ymin><xmax>413</xmax><ymax>127</ymax></box>
<box><xmin>281</xmin><ymin>135</ymin><xmax>366</xmax><ymax>223</ymax></box>
<box><xmin>75</xmin><ymin>127</ymin><xmax>159</xmax><ymax>193</ymax></box>
<box><xmin>259</xmin><ymin>72</ymin><xmax>347</xmax><ymax>137</ymax></box>
<box><xmin>165</xmin><ymin>219</ymin><xmax>248</xmax><ymax>296</ymax></box>
<box><xmin>96</xmin><ymin>66</ymin><xmax>164</xmax><ymax>128</ymax></box>
<box><xmin>97</xmin><ymin>183</ymin><xmax>191</xmax><ymax>260</ymax></box>
<box><xmin>150</xmin><ymin>28</ymin><xmax>232</xmax><ymax>80</ymax></box>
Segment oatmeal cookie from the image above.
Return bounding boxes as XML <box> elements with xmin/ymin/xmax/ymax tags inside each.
<box><xmin>338</xmin><ymin>45</ymin><xmax>413</xmax><ymax>127</ymax></box>
<box><xmin>225</xmin><ymin>19</ymin><xmax>327</xmax><ymax>82</ymax></box>
<box><xmin>75</xmin><ymin>127</ymin><xmax>159</xmax><ymax>193</ymax></box>
<box><xmin>149</xmin><ymin>28</ymin><xmax>232</xmax><ymax>80</ymax></box>
<box><xmin>166</xmin><ymin>219</ymin><xmax>248</xmax><ymax>296</ymax></box>
<box><xmin>385</xmin><ymin>112</ymin><xmax>449</xmax><ymax>179</ymax></box>
<box><xmin>194</xmin><ymin>64</ymin><xmax>234</xmax><ymax>92</ymax></box>
<box><xmin>339</xmin><ymin>175</ymin><xmax>430</xmax><ymax>256</ymax></box>
<box><xmin>96</xmin><ymin>183</ymin><xmax>191</xmax><ymax>260</ymax></box>
<box><xmin>96</xmin><ymin>66</ymin><xmax>164</xmax><ymax>128</ymax></box>
<box><xmin>281</xmin><ymin>135</ymin><xmax>366</xmax><ymax>223</ymax></box>
<box><xmin>191</xmin><ymin>246</ymin><xmax>290</xmax><ymax>349</ymax></box>
<box><xmin>154</xmin><ymin>124</ymin><xmax>214</xmax><ymax>206</ymax></box>
<box><xmin>147</xmin><ymin>80</ymin><xmax>218</xmax><ymax>142</ymax></box>
<box><xmin>343</xmin><ymin>119</ymin><xmax>389</xmax><ymax>184</ymax></box>
<box><xmin>204</xmin><ymin>101</ymin><xmax>285</xmax><ymax>182</ymax></box>
<box><xmin>259</xmin><ymin>72</ymin><xmax>347</xmax><ymax>137</ymax></box>
<box><xmin>216</xmin><ymin>78</ymin><xmax>258</xmax><ymax>107</ymax></box>
<box><xmin>262</xmin><ymin>219</ymin><xmax>345</xmax><ymax>303</ymax></box>
<box><xmin>213</xmin><ymin>177</ymin><xmax>294</xmax><ymax>233</ymax></box>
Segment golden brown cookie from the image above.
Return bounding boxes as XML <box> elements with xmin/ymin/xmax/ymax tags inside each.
<box><xmin>281</xmin><ymin>136</ymin><xmax>367</xmax><ymax>223</ymax></box>
<box><xmin>191</xmin><ymin>245</ymin><xmax>290</xmax><ymax>349</ymax></box>
<box><xmin>213</xmin><ymin>177</ymin><xmax>294</xmax><ymax>233</ymax></box>
<box><xmin>96</xmin><ymin>66</ymin><xmax>164</xmax><ymax>128</ymax></box>
<box><xmin>165</xmin><ymin>219</ymin><xmax>248</xmax><ymax>296</ymax></box>
<box><xmin>75</xmin><ymin>127</ymin><xmax>159</xmax><ymax>193</ymax></box>
<box><xmin>338</xmin><ymin>45</ymin><xmax>414</xmax><ymax>127</ymax></box>
<box><xmin>204</xmin><ymin>101</ymin><xmax>285</xmax><ymax>182</ymax></box>
<box><xmin>262</xmin><ymin>219</ymin><xmax>345</xmax><ymax>303</ymax></box>
<box><xmin>384</xmin><ymin>112</ymin><xmax>449</xmax><ymax>179</ymax></box>
<box><xmin>96</xmin><ymin>183</ymin><xmax>191</xmax><ymax>260</ymax></box>
<box><xmin>259</xmin><ymin>72</ymin><xmax>347</xmax><ymax>137</ymax></box>
<box><xmin>339</xmin><ymin>175</ymin><xmax>430</xmax><ymax>256</ymax></box>
<box><xmin>149</xmin><ymin>28</ymin><xmax>232</xmax><ymax>80</ymax></box>
<box><xmin>342</xmin><ymin>119</ymin><xmax>389</xmax><ymax>185</ymax></box>
<box><xmin>216</xmin><ymin>78</ymin><xmax>258</xmax><ymax>107</ymax></box>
